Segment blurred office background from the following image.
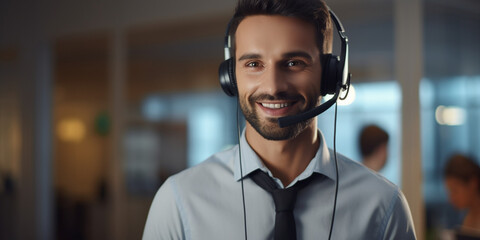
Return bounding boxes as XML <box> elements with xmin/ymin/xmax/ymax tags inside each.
<box><xmin>0</xmin><ymin>0</ymin><xmax>479</xmax><ymax>239</ymax></box>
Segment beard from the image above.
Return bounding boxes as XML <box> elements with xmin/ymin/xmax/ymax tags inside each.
<box><xmin>239</xmin><ymin>92</ymin><xmax>319</xmax><ymax>141</ymax></box>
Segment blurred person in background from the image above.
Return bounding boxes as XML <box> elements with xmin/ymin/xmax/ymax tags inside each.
<box><xmin>358</xmin><ymin>124</ymin><xmax>389</xmax><ymax>172</ymax></box>
<box><xmin>444</xmin><ymin>154</ymin><xmax>480</xmax><ymax>231</ymax></box>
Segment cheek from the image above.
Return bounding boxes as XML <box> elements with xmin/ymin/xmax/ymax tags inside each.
<box><xmin>303</xmin><ymin>80</ymin><xmax>322</xmax><ymax>104</ymax></box>
<box><xmin>235</xmin><ymin>76</ymin><xmax>254</xmax><ymax>100</ymax></box>
<box><xmin>290</xmin><ymin>74</ymin><xmax>321</xmax><ymax>97</ymax></box>
<box><xmin>302</xmin><ymin>72</ymin><xmax>322</xmax><ymax>92</ymax></box>
<box><xmin>449</xmin><ymin>187</ymin><xmax>471</xmax><ymax>208</ymax></box>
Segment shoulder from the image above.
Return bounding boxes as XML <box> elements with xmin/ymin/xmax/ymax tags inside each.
<box><xmin>332</xmin><ymin>150</ymin><xmax>415</xmax><ymax>238</ymax></box>
<box><xmin>334</xmin><ymin>149</ymin><xmax>399</xmax><ymax>196</ymax></box>
<box><xmin>160</xmin><ymin>145</ymin><xmax>240</xmax><ymax>203</ymax></box>
<box><xmin>150</xmin><ymin>144</ymin><xmax>238</xmax><ymax>206</ymax></box>
<box><xmin>171</xmin><ymin>145</ymin><xmax>238</xmax><ymax>187</ymax></box>
<box><xmin>333</xmin><ymin>150</ymin><xmax>402</xmax><ymax>217</ymax></box>
<box><xmin>143</xmin><ymin>177</ymin><xmax>184</xmax><ymax>239</ymax></box>
<box><xmin>143</xmin><ymin>146</ymin><xmax>239</xmax><ymax>239</ymax></box>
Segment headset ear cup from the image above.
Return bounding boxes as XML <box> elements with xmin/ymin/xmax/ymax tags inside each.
<box><xmin>219</xmin><ymin>58</ymin><xmax>237</xmax><ymax>96</ymax></box>
<box><xmin>321</xmin><ymin>54</ymin><xmax>340</xmax><ymax>96</ymax></box>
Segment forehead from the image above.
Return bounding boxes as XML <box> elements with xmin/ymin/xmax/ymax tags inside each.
<box><xmin>234</xmin><ymin>15</ymin><xmax>319</xmax><ymax>57</ymax></box>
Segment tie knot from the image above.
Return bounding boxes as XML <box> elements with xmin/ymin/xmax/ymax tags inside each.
<box><xmin>272</xmin><ymin>188</ymin><xmax>298</xmax><ymax>212</ymax></box>
<box><xmin>249</xmin><ymin>170</ymin><xmax>315</xmax><ymax>240</ymax></box>
<box><xmin>249</xmin><ymin>170</ymin><xmax>314</xmax><ymax>212</ymax></box>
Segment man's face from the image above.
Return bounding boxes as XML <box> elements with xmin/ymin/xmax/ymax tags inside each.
<box><xmin>235</xmin><ymin>15</ymin><xmax>322</xmax><ymax>140</ymax></box>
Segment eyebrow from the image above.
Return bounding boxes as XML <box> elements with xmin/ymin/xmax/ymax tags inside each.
<box><xmin>282</xmin><ymin>51</ymin><xmax>314</xmax><ymax>61</ymax></box>
<box><xmin>238</xmin><ymin>53</ymin><xmax>261</xmax><ymax>61</ymax></box>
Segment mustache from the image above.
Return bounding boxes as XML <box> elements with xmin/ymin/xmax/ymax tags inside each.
<box><xmin>249</xmin><ymin>92</ymin><xmax>304</xmax><ymax>102</ymax></box>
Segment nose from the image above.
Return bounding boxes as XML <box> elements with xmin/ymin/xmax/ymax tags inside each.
<box><xmin>261</xmin><ymin>65</ymin><xmax>289</xmax><ymax>96</ymax></box>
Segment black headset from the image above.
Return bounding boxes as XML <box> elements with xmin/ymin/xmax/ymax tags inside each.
<box><xmin>218</xmin><ymin>9</ymin><xmax>349</xmax><ymax>98</ymax></box>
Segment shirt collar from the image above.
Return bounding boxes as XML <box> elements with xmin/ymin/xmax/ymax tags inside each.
<box><xmin>233</xmin><ymin>128</ymin><xmax>337</xmax><ymax>183</ymax></box>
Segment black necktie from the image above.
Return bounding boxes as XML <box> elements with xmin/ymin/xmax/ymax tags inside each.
<box><xmin>249</xmin><ymin>170</ymin><xmax>313</xmax><ymax>240</ymax></box>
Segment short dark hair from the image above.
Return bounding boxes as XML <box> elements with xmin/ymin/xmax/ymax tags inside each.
<box><xmin>444</xmin><ymin>154</ymin><xmax>480</xmax><ymax>187</ymax></box>
<box><xmin>358</xmin><ymin>125</ymin><xmax>389</xmax><ymax>158</ymax></box>
<box><xmin>229</xmin><ymin>0</ymin><xmax>333</xmax><ymax>58</ymax></box>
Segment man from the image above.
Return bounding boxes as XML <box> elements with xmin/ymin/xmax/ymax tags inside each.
<box><xmin>143</xmin><ymin>0</ymin><xmax>416</xmax><ymax>239</ymax></box>
<box><xmin>358</xmin><ymin>124</ymin><xmax>390</xmax><ymax>172</ymax></box>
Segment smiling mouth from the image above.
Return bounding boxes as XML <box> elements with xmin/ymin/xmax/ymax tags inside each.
<box><xmin>260</xmin><ymin>102</ymin><xmax>292</xmax><ymax>109</ymax></box>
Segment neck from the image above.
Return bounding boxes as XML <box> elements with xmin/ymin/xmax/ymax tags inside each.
<box><xmin>362</xmin><ymin>145</ymin><xmax>387</xmax><ymax>172</ymax></box>
<box><xmin>363</xmin><ymin>156</ymin><xmax>382</xmax><ymax>172</ymax></box>
<box><xmin>245</xmin><ymin>120</ymin><xmax>319</xmax><ymax>187</ymax></box>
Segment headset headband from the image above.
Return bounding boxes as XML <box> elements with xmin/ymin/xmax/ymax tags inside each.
<box><xmin>328</xmin><ymin>9</ymin><xmax>349</xmax><ymax>89</ymax></box>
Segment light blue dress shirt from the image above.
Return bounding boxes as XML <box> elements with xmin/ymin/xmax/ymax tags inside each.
<box><xmin>143</xmin><ymin>130</ymin><xmax>416</xmax><ymax>240</ymax></box>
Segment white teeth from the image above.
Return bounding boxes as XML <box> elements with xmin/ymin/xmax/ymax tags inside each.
<box><xmin>261</xmin><ymin>103</ymin><xmax>291</xmax><ymax>109</ymax></box>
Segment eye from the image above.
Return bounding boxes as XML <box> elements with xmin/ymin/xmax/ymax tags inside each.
<box><xmin>246</xmin><ymin>61</ymin><xmax>261</xmax><ymax>68</ymax></box>
<box><xmin>285</xmin><ymin>60</ymin><xmax>306</xmax><ymax>68</ymax></box>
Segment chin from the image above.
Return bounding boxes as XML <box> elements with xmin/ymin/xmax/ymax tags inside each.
<box><xmin>251</xmin><ymin>117</ymin><xmax>312</xmax><ymax>141</ymax></box>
